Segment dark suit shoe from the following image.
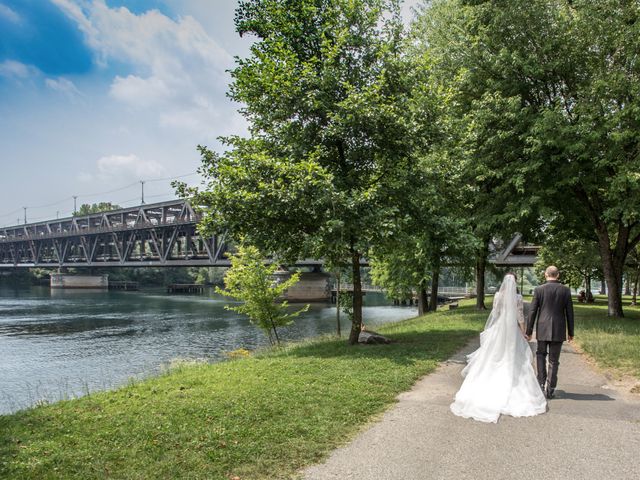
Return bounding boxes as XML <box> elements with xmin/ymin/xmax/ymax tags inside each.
<box><xmin>545</xmin><ymin>387</ymin><xmax>555</xmax><ymax>399</ymax></box>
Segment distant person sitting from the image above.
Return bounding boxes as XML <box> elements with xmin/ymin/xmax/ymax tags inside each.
<box><xmin>577</xmin><ymin>290</ymin><xmax>586</xmax><ymax>303</ymax></box>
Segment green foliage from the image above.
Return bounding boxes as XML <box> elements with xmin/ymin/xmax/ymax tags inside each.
<box><xmin>216</xmin><ymin>244</ymin><xmax>309</xmax><ymax>345</ymax></box>
<box><xmin>535</xmin><ymin>220</ymin><xmax>601</xmax><ymax>289</ymax></box>
<box><xmin>414</xmin><ymin>0</ymin><xmax>640</xmax><ymax>316</ymax></box>
<box><xmin>176</xmin><ymin>0</ymin><xmax>414</xmax><ymax>342</ymax></box>
<box><xmin>368</xmin><ymin>152</ymin><xmax>478</xmax><ymax>307</ymax></box>
<box><xmin>370</xmin><ymin>255</ymin><xmax>417</xmax><ymax>301</ymax></box>
<box><xmin>337</xmin><ymin>289</ymin><xmax>354</xmax><ymax>323</ymax></box>
<box><xmin>74</xmin><ymin>202</ymin><xmax>121</xmax><ymax>216</ymax></box>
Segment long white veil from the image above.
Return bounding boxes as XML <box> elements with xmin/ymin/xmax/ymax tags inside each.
<box><xmin>462</xmin><ymin>273</ymin><xmax>520</xmax><ymax>377</ymax></box>
<box><xmin>451</xmin><ymin>273</ymin><xmax>546</xmax><ymax>423</ymax></box>
<box><xmin>483</xmin><ymin>274</ymin><xmax>518</xmax><ymax>331</ymax></box>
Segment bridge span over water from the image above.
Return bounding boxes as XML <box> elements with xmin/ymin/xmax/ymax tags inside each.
<box><xmin>1</xmin><ymin>198</ymin><xmax>538</xmax><ymax>270</ymax></box>
<box><xmin>0</xmin><ymin>200</ymin><xmax>235</xmax><ymax>268</ymax></box>
<box><xmin>0</xmin><ymin>200</ymin><xmax>325</xmax><ymax>269</ymax></box>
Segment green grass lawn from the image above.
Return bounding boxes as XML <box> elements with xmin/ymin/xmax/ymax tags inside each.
<box><xmin>572</xmin><ymin>300</ymin><xmax>640</xmax><ymax>379</ymax></box>
<box><xmin>0</xmin><ymin>303</ymin><xmax>486</xmax><ymax>480</ymax></box>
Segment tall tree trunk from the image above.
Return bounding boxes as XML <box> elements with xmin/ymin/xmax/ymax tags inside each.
<box><xmin>600</xmin><ymin>278</ymin><xmax>606</xmax><ymax>294</ymax></box>
<box><xmin>475</xmin><ymin>256</ymin><xmax>487</xmax><ymax>310</ymax></box>
<box><xmin>576</xmin><ymin>187</ymin><xmax>627</xmax><ymax>317</ymax></box>
<box><xmin>597</xmin><ymin>238</ymin><xmax>625</xmax><ymax>317</ymax></box>
<box><xmin>632</xmin><ymin>270</ymin><xmax>639</xmax><ymax>306</ymax></box>
<box><xmin>625</xmin><ymin>275</ymin><xmax>631</xmax><ymax>296</ymax></box>
<box><xmin>429</xmin><ymin>261</ymin><xmax>440</xmax><ymax>312</ymax></box>
<box><xmin>418</xmin><ymin>279</ymin><xmax>429</xmax><ymax>316</ymax></box>
<box><xmin>335</xmin><ymin>271</ymin><xmax>341</xmax><ymax>337</ymax></box>
<box><xmin>348</xmin><ymin>250</ymin><xmax>363</xmax><ymax>345</ymax></box>
<box><xmin>475</xmin><ymin>236</ymin><xmax>489</xmax><ymax>310</ymax></box>
<box><xmin>584</xmin><ymin>273</ymin><xmax>591</xmax><ymax>293</ymax></box>
<box><xmin>269</xmin><ymin>316</ymin><xmax>281</xmax><ymax>345</ymax></box>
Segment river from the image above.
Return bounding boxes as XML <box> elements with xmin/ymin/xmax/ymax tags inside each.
<box><xmin>0</xmin><ymin>286</ymin><xmax>416</xmax><ymax>415</ymax></box>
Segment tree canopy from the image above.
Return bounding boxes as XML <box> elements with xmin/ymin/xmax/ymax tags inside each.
<box><xmin>74</xmin><ymin>202</ymin><xmax>121</xmax><ymax>216</ymax></box>
<box><xmin>178</xmin><ymin>0</ymin><xmax>414</xmax><ymax>343</ymax></box>
<box><xmin>414</xmin><ymin>0</ymin><xmax>640</xmax><ymax>316</ymax></box>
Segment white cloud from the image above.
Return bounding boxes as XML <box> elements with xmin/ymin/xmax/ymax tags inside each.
<box><xmin>0</xmin><ymin>4</ymin><xmax>21</xmax><ymax>24</ymax></box>
<box><xmin>52</xmin><ymin>0</ymin><xmax>238</xmax><ymax>136</ymax></box>
<box><xmin>45</xmin><ymin>77</ymin><xmax>83</xmax><ymax>99</ymax></box>
<box><xmin>97</xmin><ymin>154</ymin><xmax>166</xmax><ymax>180</ymax></box>
<box><xmin>0</xmin><ymin>60</ymin><xmax>38</xmax><ymax>79</ymax></box>
<box><xmin>109</xmin><ymin>74</ymin><xmax>170</xmax><ymax>107</ymax></box>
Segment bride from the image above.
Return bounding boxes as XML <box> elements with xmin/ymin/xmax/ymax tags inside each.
<box><xmin>450</xmin><ymin>273</ymin><xmax>547</xmax><ymax>423</ymax></box>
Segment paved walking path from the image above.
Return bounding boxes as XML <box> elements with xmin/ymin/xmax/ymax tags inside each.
<box><xmin>302</xmin><ymin>340</ymin><xmax>640</xmax><ymax>480</ymax></box>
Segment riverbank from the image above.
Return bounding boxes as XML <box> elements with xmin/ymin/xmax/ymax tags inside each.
<box><xmin>0</xmin><ymin>287</ymin><xmax>416</xmax><ymax>415</ymax></box>
<box><xmin>0</xmin><ymin>302</ymin><xmax>486</xmax><ymax>479</ymax></box>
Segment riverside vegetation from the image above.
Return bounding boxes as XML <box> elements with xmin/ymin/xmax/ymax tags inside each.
<box><xmin>1</xmin><ymin>299</ymin><xmax>638</xmax><ymax>479</ymax></box>
<box><xmin>1</xmin><ymin>303</ymin><xmax>485</xmax><ymax>479</ymax></box>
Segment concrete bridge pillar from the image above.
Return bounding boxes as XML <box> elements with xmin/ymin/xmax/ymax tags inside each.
<box><xmin>50</xmin><ymin>274</ymin><xmax>108</xmax><ymax>289</ymax></box>
<box><xmin>273</xmin><ymin>269</ymin><xmax>331</xmax><ymax>302</ymax></box>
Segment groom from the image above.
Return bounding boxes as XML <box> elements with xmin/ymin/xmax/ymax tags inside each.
<box><xmin>526</xmin><ymin>265</ymin><xmax>575</xmax><ymax>399</ymax></box>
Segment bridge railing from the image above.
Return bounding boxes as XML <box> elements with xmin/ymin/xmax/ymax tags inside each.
<box><xmin>329</xmin><ymin>285</ymin><xmax>472</xmax><ymax>295</ymax></box>
<box><xmin>437</xmin><ymin>286</ymin><xmax>473</xmax><ymax>295</ymax></box>
<box><xmin>0</xmin><ymin>218</ymin><xmax>202</xmax><ymax>243</ymax></box>
<box><xmin>331</xmin><ymin>283</ymin><xmax>385</xmax><ymax>292</ymax></box>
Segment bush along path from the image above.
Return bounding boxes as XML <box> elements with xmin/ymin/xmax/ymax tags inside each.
<box><xmin>0</xmin><ymin>304</ymin><xmax>486</xmax><ymax>480</ymax></box>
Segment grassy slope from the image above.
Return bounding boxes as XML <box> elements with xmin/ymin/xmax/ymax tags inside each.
<box><xmin>0</xmin><ymin>304</ymin><xmax>486</xmax><ymax>480</ymax></box>
<box><xmin>572</xmin><ymin>301</ymin><xmax>640</xmax><ymax>379</ymax></box>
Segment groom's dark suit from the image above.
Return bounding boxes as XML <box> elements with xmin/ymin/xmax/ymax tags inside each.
<box><xmin>526</xmin><ymin>280</ymin><xmax>574</xmax><ymax>395</ymax></box>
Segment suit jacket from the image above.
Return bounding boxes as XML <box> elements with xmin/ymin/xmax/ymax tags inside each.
<box><xmin>526</xmin><ymin>280</ymin><xmax>574</xmax><ymax>342</ymax></box>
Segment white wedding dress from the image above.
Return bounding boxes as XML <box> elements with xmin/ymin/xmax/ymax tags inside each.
<box><xmin>450</xmin><ymin>275</ymin><xmax>547</xmax><ymax>423</ymax></box>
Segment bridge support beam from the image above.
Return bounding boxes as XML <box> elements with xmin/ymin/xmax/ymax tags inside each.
<box><xmin>273</xmin><ymin>270</ymin><xmax>331</xmax><ymax>302</ymax></box>
<box><xmin>50</xmin><ymin>273</ymin><xmax>108</xmax><ymax>289</ymax></box>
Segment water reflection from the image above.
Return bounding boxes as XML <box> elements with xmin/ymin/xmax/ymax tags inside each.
<box><xmin>0</xmin><ymin>286</ymin><xmax>416</xmax><ymax>414</ymax></box>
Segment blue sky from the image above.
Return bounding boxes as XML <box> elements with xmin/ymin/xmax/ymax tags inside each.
<box><xmin>0</xmin><ymin>0</ymin><xmax>418</xmax><ymax>226</ymax></box>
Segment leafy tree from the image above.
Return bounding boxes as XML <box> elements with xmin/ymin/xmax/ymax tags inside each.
<box><xmin>74</xmin><ymin>202</ymin><xmax>121</xmax><ymax>216</ymax></box>
<box><xmin>216</xmin><ymin>244</ymin><xmax>308</xmax><ymax>345</ymax></box>
<box><xmin>369</xmin><ymin>151</ymin><xmax>476</xmax><ymax>315</ymax></box>
<box><xmin>410</xmin><ymin>0</ymin><xmax>544</xmax><ymax>310</ymax></box>
<box><xmin>178</xmin><ymin>0</ymin><xmax>412</xmax><ymax>344</ymax></box>
<box><xmin>415</xmin><ymin>0</ymin><xmax>640</xmax><ymax>317</ymax></box>
<box><xmin>535</xmin><ymin>221</ymin><xmax>601</xmax><ymax>291</ymax></box>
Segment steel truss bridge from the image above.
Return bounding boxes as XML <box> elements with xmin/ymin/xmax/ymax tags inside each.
<box><xmin>0</xmin><ymin>200</ymin><xmax>233</xmax><ymax>268</ymax></box>
<box><xmin>1</xmin><ymin>198</ymin><xmax>538</xmax><ymax>270</ymax></box>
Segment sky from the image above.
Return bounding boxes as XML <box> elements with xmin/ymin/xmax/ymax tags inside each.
<box><xmin>0</xmin><ymin>0</ymin><xmax>419</xmax><ymax>227</ymax></box>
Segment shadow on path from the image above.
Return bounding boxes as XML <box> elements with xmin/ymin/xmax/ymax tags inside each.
<box><xmin>553</xmin><ymin>390</ymin><xmax>614</xmax><ymax>401</ymax></box>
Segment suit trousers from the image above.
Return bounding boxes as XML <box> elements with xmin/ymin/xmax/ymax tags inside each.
<box><xmin>536</xmin><ymin>340</ymin><xmax>563</xmax><ymax>390</ymax></box>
